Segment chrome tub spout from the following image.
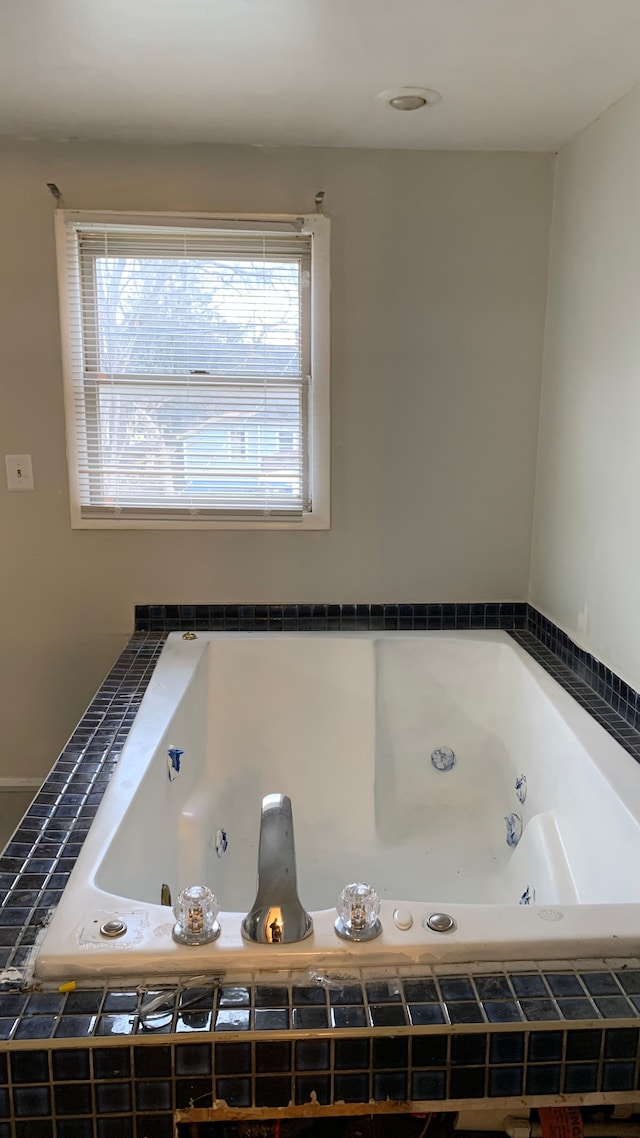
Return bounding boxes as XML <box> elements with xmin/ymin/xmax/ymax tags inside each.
<box><xmin>241</xmin><ymin>793</ymin><xmax>313</xmax><ymax>944</ymax></box>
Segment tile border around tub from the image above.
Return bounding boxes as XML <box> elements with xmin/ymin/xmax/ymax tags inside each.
<box><xmin>1</xmin><ymin>1014</ymin><xmax>640</xmax><ymax>1132</ymax></box>
<box><xmin>134</xmin><ymin>601</ymin><xmax>529</xmax><ymax>633</ymax></box>
<box><xmin>1</xmin><ymin>973</ymin><xmax>640</xmax><ymax>1129</ymax></box>
<box><xmin>512</xmin><ymin>610</ymin><xmax>640</xmax><ymax>763</ymax></box>
<box><xmin>4</xmin><ymin>969</ymin><xmax>640</xmax><ymax>1042</ymax></box>
<box><xmin>0</xmin><ymin>636</ymin><xmax>166</xmax><ymax>983</ymax></box>
<box><xmin>510</xmin><ymin>630</ymin><xmax>640</xmax><ymax>763</ymax></box>
<box><xmin>525</xmin><ymin>608</ymin><xmax>640</xmax><ymax>736</ymax></box>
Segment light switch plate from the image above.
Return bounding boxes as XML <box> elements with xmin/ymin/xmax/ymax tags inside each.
<box><xmin>5</xmin><ymin>454</ymin><xmax>34</xmax><ymax>491</ymax></box>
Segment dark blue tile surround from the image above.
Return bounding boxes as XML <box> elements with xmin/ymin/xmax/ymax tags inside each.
<box><xmin>1</xmin><ymin>602</ymin><xmax>640</xmax><ymax>1132</ymax></box>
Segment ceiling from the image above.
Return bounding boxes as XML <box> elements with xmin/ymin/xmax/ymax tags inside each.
<box><xmin>1</xmin><ymin>0</ymin><xmax>640</xmax><ymax>152</ymax></box>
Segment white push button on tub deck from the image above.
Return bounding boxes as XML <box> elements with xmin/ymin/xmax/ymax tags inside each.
<box><xmin>393</xmin><ymin>908</ymin><xmax>413</xmax><ymax>930</ymax></box>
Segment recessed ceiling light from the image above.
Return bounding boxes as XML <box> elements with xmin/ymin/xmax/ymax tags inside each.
<box><xmin>390</xmin><ymin>94</ymin><xmax>426</xmax><ymax>111</ymax></box>
<box><xmin>377</xmin><ymin>87</ymin><xmax>442</xmax><ymax>111</ymax></box>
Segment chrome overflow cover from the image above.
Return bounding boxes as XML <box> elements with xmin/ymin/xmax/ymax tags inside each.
<box><xmin>425</xmin><ymin>912</ymin><xmax>456</xmax><ymax>933</ymax></box>
<box><xmin>100</xmin><ymin>919</ymin><xmax>127</xmax><ymax>939</ymax></box>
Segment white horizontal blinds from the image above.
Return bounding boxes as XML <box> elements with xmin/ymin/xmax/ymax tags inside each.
<box><xmin>64</xmin><ymin>219</ymin><xmax>311</xmax><ymax>519</ymax></box>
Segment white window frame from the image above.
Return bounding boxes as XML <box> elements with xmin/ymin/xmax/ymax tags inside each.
<box><xmin>54</xmin><ymin>210</ymin><xmax>330</xmax><ymax>530</ymax></box>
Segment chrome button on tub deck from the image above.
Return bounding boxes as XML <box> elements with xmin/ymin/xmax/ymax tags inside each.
<box><xmin>425</xmin><ymin>912</ymin><xmax>457</xmax><ymax>933</ymax></box>
<box><xmin>99</xmin><ymin>919</ymin><xmax>127</xmax><ymax>938</ymax></box>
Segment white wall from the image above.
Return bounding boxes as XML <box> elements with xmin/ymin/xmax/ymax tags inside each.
<box><xmin>0</xmin><ymin>140</ymin><xmax>552</xmax><ymax>778</ymax></box>
<box><xmin>531</xmin><ymin>84</ymin><xmax>640</xmax><ymax>691</ymax></box>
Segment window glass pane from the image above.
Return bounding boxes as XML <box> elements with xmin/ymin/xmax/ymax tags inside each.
<box><xmin>86</xmin><ymin>381</ymin><xmax>304</xmax><ymax>508</ymax></box>
<box><xmin>93</xmin><ymin>257</ymin><xmax>302</xmax><ymax>377</ymax></box>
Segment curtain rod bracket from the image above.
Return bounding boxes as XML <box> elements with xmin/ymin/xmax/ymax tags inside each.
<box><xmin>46</xmin><ymin>183</ymin><xmax>63</xmax><ymax>203</ymax></box>
<box><xmin>314</xmin><ymin>190</ymin><xmax>325</xmax><ymax>213</ymax></box>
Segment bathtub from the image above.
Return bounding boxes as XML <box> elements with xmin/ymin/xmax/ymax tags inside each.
<box><xmin>35</xmin><ymin>631</ymin><xmax>640</xmax><ymax>980</ymax></box>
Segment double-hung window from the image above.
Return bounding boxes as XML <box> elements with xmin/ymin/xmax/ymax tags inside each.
<box><xmin>55</xmin><ymin>211</ymin><xmax>330</xmax><ymax>528</ymax></box>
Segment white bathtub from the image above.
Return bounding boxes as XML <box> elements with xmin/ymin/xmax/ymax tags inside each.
<box><xmin>36</xmin><ymin>631</ymin><xmax>640</xmax><ymax>980</ymax></box>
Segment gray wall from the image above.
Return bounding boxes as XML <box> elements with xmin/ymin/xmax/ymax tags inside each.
<box><xmin>531</xmin><ymin>84</ymin><xmax>640</xmax><ymax>692</ymax></box>
<box><xmin>0</xmin><ymin>140</ymin><xmax>553</xmax><ymax>778</ymax></box>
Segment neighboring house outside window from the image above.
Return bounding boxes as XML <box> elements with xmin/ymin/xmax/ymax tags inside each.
<box><xmin>55</xmin><ymin>211</ymin><xmax>330</xmax><ymax>528</ymax></box>
<box><xmin>277</xmin><ymin>429</ymin><xmax>295</xmax><ymax>452</ymax></box>
<box><xmin>227</xmin><ymin>429</ymin><xmax>248</xmax><ymax>457</ymax></box>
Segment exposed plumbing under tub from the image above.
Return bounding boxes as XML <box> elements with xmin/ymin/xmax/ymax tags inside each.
<box><xmin>456</xmin><ymin>1109</ymin><xmax>640</xmax><ymax>1138</ymax></box>
<box><xmin>505</xmin><ymin>1124</ymin><xmax>640</xmax><ymax>1138</ymax></box>
<box><xmin>177</xmin><ymin>1116</ymin><xmax>640</xmax><ymax>1138</ymax></box>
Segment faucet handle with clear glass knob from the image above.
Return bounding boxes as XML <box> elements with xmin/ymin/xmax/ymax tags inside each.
<box><xmin>172</xmin><ymin>884</ymin><xmax>221</xmax><ymax>945</ymax></box>
<box><xmin>335</xmin><ymin>882</ymin><xmax>382</xmax><ymax>941</ymax></box>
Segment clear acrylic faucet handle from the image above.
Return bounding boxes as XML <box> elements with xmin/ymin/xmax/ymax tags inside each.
<box><xmin>172</xmin><ymin>884</ymin><xmax>221</xmax><ymax>945</ymax></box>
<box><xmin>335</xmin><ymin>882</ymin><xmax>382</xmax><ymax>941</ymax></box>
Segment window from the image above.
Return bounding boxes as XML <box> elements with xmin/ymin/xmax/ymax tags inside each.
<box><xmin>55</xmin><ymin>211</ymin><xmax>330</xmax><ymax>528</ymax></box>
<box><xmin>277</xmin><ymin>429</ymin><xmax>295</xmax><ymax>452</ymax></box>
<box><xmin>227</xmin><ymin>430</ymin><xmax>248</xmax><ymax>457</ymax></box>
